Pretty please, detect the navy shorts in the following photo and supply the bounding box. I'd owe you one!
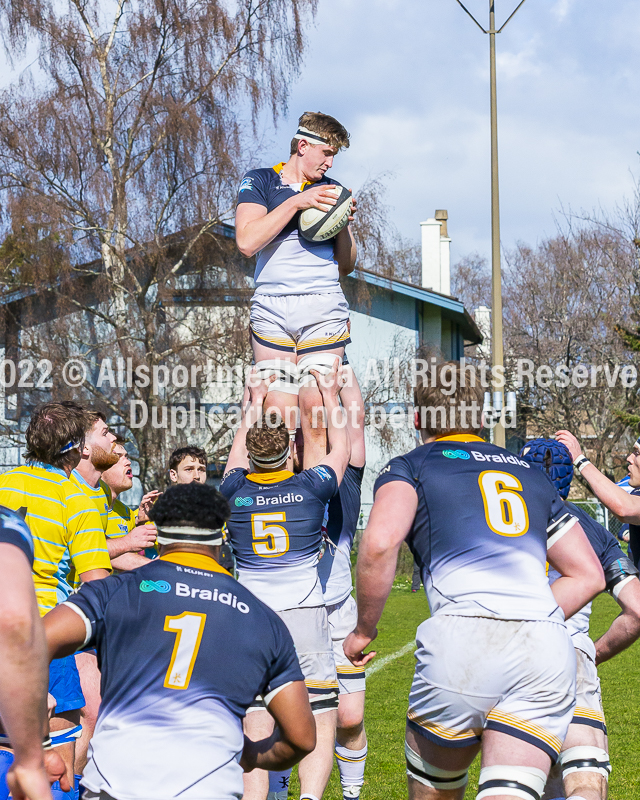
[49,654,85,714]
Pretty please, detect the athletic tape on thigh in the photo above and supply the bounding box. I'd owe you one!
[310,694,339,714]
[404,742,468,790]
[297,353,340,388]
[559,746,611,779]
[254,360,299,395]
[50,725,82,747]
[477,765,546,800]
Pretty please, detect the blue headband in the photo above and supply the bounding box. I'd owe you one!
[59,440,80,454]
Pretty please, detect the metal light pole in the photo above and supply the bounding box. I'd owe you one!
[454,0,527,448]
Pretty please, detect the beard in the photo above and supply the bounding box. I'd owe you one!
[92,444,119,471]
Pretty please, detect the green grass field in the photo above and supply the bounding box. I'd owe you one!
[289,581,640,799]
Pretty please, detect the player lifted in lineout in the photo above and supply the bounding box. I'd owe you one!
[235,111,357,469]
[221,362,350,800]
[345,361,606,800]
[42,483,315,800]
[519,439,640,800]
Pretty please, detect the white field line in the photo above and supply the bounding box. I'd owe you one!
[365,640,416,677]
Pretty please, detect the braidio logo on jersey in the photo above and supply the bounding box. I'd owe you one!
[235,496,254,506]
[139,580,171,593]
[442,449,471,460]
[175,583,250,613]
[256,493,304,506]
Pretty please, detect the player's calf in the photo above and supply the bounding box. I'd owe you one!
[560,745,610,800]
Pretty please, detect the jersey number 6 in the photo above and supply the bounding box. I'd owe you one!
[251,512,290,557]
[478,470,530,537]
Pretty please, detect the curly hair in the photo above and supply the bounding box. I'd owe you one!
[149,483,229,531]
[246,412,289,463]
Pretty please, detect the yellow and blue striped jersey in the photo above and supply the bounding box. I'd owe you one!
[0,462,111,615]
[106,498,136,540]
[70,471,111,532]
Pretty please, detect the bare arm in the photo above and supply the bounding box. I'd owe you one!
[43,605,88,661]
[340,364,365,468]
[556,430,640,523]
[110,552,151,571]
[314,363,350,482]
[78,568,110,582]
[105,525,157,559]
[595,577,640,664]
[241,681,316,772]
[344,482,418,666]
[334,224,357,277]
[224,372,273,475]
[235,184,340,258]
[547,521,606,619]
[0,544,51,799]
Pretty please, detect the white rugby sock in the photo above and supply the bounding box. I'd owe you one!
[268,767,292,800]
[300,795,320,800]
[336,742,367,797]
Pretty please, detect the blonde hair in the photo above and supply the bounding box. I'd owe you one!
[290,111,350,154]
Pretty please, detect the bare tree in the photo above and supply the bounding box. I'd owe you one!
[450,223,640,474]
[0,0,316,486]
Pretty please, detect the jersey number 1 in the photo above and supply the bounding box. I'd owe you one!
[163,612,206,690]
[478,470,529,537]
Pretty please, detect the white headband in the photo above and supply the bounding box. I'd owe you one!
[156,526,223,546]
[293,126,329,145]
[249,445,290,470]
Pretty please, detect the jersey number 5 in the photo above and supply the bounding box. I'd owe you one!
[163,612,206,690]
[478,470,530,537]
[251,512,290,557]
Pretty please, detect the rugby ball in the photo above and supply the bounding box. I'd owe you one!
[299,186,352,243]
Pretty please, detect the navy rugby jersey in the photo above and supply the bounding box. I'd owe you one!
[0,505,34,565]
[65,554,302,800]
[236,164,344,296]
[375,435,577,621]
[220,466,338,611]
[318,464,363,605]
[549,502,626,660]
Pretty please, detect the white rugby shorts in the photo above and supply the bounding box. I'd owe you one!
[250,293,350,355]
[407,615,576,761]
[249,606,337,712]
[326,594,366,695]
[571,647,607,734]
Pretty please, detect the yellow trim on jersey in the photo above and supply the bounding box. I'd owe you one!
[336,665,366,674]
[486,709,562,754]
[436,434,485,443]
[246,470,294,485]
[407,711,481,742]
[160,552,231,575]
[272,162,313,191]
[573,707,606,722]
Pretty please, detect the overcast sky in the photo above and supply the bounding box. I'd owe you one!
[258,0,640,265]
